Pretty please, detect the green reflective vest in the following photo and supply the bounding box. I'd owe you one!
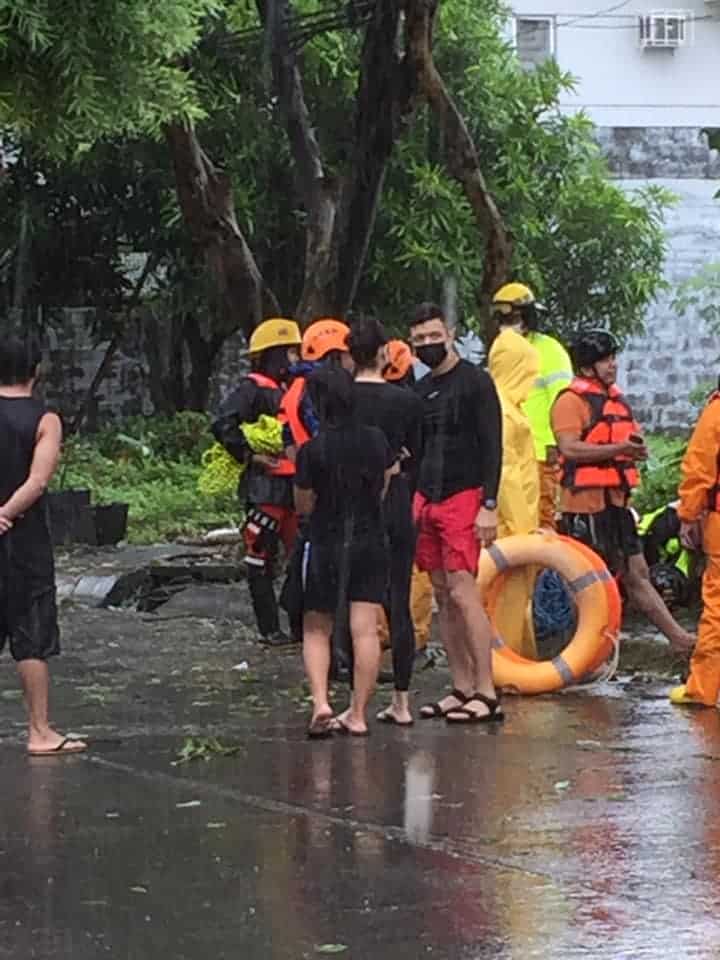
[522,332,573,461]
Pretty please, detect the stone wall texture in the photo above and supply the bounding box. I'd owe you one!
[615,174,720,434]
[598,127,720,180]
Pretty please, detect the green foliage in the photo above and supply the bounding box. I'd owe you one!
[172,736,241,765]
[1,0,671,377]
[363,1,671,339]
[52,414,238,543]
[633,434,687,514]
[0,0,220,149]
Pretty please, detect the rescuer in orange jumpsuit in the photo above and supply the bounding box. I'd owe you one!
[670,391,720,707]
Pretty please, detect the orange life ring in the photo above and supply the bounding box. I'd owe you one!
[478,533,622,694]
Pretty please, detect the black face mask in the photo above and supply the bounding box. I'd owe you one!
[416,343,448,370]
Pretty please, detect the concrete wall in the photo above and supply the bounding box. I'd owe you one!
[616,178,720,434]
[40,310,247,426]
[510,0,720,127]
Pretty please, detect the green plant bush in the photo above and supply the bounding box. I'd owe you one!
[52,414,239,543]
[633,434,687,514]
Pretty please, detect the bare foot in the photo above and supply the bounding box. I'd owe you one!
[28,729,87,756]
[331,708,368,736]
[376,705,414,726]
[671,632,696,655]
[307,705,335,739]
[311,704,334,726]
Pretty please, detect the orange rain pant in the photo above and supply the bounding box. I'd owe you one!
[538,461,559,530]
[686,549,720,706]
[678,400,720,706]
[378,565,433,652]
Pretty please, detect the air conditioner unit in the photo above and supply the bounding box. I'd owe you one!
[639,12,687,48]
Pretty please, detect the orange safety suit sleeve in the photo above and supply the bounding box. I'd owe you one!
[678,402,720,523]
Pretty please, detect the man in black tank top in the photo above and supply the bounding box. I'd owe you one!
[0,336,86,756]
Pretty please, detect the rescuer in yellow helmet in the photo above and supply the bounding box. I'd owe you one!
[492,282,572,529]
[212,318,302,646]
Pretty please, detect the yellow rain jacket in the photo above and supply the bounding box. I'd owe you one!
[523,332,573,462]
[488,329,541,658]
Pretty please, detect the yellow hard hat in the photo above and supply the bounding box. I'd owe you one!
[248,318,302,355]
[492,282,537,316]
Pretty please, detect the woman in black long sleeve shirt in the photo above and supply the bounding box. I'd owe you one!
[349,317,423,725]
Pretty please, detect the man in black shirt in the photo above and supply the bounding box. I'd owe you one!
[410,303,504,724]
[0,337,86,755]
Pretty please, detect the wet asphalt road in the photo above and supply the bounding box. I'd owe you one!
[1,604,718,959]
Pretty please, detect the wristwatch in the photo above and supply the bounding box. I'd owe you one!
[484,498,497,510]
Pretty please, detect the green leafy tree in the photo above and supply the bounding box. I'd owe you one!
[363,0,672,340]
[0,0,219,147]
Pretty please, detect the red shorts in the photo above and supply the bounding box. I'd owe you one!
[413,489,482,575]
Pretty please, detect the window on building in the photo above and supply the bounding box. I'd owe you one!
[514,17,555,70]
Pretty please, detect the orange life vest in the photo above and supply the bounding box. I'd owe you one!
[247,372,295,477]
[559,377,641,492]
[279,376,311,449]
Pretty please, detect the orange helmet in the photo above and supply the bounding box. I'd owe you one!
[302,318,350,361]
[383,339,414,382]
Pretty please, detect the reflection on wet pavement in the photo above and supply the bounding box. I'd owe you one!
[3,679,720,958]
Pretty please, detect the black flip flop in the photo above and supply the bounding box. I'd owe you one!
[420,689,468,720]
[28,737,88,757]
[445,693,505,725]
[376,709,414,727]
[307,717,334,740]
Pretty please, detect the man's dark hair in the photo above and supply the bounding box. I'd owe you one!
[0,335,42,386]
[407,302,445,329]
[347,316,387,370]
[307,366,355,427]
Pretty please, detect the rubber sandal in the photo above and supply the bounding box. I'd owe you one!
[28,737,88,757]
[420,689,468,720]
[307,716,334,740]
[333,718,370,738]
[445,693,505,725]
[376,709,414,727]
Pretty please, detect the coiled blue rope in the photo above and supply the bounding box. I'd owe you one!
[533,570,575,639]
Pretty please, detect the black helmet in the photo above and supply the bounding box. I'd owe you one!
[649,562,690,610]
[572,329,620,371]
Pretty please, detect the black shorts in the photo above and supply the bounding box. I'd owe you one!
[302,540,388,614]
[559,505,642,576]
[0,578,60,661]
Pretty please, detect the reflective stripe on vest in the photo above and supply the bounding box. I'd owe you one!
[279,377,311,449]
[559,377,641,492]
[246,373,295,477]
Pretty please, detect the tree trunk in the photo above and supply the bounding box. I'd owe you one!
[264,0,421,321]
[181,314,224,411]
[68,252,158,434]
[13,196,32,313]
[405,0,512,334]
[143,311,187,414]
[165,120,281,338]
[334,0,418,314]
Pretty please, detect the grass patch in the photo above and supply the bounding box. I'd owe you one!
[52,413,240,543]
